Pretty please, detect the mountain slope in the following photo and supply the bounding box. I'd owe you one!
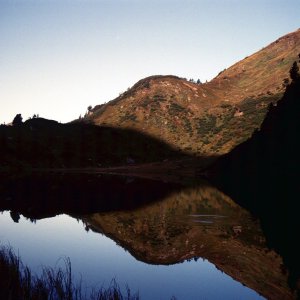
[207,61,300,294]
[84,29,300,155]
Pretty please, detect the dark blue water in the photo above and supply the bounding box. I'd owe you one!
[0,211,264,300]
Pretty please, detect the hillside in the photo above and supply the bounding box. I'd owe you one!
[208,63,300,294]
[84,29,300,155]
[0,119,187,170]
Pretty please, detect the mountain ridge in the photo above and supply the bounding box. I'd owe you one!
[207,64,300,295]
[84,29,300,155]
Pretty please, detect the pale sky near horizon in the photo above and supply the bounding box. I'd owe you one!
[0,0,299,124]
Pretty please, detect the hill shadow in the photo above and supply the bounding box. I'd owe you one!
[1,61,300,297]
[209,62,300,292]
[1,116,215,170]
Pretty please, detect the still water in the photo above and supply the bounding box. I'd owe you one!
[0,212,263,300]
[0,173,292,299]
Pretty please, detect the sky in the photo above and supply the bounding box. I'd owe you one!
[0,0,299,124]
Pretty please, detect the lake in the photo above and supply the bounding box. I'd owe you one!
[0,172,294,299]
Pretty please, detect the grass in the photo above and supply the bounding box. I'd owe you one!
[0,245,139,300]
[168,102,186,115]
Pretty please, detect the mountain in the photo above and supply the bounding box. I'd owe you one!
[0,118,187,169]
[84,29,300,155]
[207,63,300,294]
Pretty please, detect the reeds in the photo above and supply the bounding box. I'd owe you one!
[0,245,139,300]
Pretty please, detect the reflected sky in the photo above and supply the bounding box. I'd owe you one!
[0,211,264,300]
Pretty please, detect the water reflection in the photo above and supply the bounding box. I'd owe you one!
[83,184,292,300]
[0,173,296,299]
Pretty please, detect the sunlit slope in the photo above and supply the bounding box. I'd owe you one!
[85,29,300,155]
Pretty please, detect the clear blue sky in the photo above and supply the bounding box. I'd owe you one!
[0,0,299,123]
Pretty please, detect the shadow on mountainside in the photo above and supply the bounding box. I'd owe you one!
[208,61,300,293]
[0,108,219,183]
[0,118,204,170]
[1,61,300,297]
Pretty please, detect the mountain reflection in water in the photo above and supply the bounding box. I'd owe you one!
[0,173,296,299]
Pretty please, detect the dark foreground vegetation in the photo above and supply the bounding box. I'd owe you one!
[0,246,139,300]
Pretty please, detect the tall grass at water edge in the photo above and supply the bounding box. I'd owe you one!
[0,245,139,300]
